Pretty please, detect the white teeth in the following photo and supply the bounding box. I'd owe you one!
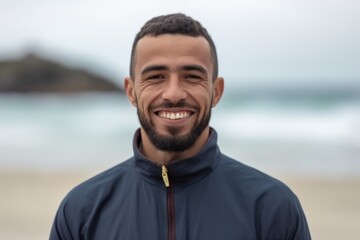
[159,111,190,120]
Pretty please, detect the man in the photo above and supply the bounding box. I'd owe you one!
[50,13,311,240]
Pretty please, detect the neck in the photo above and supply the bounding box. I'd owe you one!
[139,127,210,165]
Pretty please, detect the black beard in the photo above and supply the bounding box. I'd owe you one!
[137,100,211,152]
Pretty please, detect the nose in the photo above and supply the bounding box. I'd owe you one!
[161,76,187,103]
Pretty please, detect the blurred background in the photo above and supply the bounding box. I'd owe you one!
[0,0,359,239]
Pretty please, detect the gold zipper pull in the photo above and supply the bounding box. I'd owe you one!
[162,165,170,187]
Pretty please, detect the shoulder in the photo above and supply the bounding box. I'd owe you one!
[71,157,133,196]
[59,158,134,216]
[217,153,300,203]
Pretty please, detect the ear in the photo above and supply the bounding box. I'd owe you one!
[212,77,224,107]
[124,77,137,107]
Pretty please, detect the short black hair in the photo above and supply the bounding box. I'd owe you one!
[129,13,218,80]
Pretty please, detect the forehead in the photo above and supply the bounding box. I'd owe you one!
[134,34,213,75]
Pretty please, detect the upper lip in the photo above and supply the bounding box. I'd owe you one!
[154,107,193,112]
[154,108,194,114]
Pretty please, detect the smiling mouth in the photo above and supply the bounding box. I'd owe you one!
[156,111,193,120]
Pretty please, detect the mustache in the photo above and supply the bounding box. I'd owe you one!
[151,100,197,109]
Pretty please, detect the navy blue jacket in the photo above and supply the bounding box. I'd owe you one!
[50,129,311,240]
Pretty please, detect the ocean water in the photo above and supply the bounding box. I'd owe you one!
[0,93,359,177]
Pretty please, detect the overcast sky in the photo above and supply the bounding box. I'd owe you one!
[1,0,359,88]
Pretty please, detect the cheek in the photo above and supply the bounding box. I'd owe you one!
[194,93,213,116]
[136,88,160,113]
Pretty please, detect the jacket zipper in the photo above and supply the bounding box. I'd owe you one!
[162,165,176,240]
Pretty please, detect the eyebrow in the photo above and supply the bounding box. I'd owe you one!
[180,65,208,75]
[141,65,168,75]
[140,64,208,76]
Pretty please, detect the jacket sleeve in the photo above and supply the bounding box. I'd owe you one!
[259,183,312,240]
[284,201,312,240]
[49,200,75,240]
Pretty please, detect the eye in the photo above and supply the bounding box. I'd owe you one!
[146,75,165,80]
[184,74,202,80]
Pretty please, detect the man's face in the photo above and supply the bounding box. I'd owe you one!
[125,34,223,152]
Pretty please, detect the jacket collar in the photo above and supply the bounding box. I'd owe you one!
[133,128,221,188]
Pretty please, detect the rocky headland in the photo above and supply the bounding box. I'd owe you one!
[0,54,122,93]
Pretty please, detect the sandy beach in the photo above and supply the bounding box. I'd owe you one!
[0,169,359,240]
